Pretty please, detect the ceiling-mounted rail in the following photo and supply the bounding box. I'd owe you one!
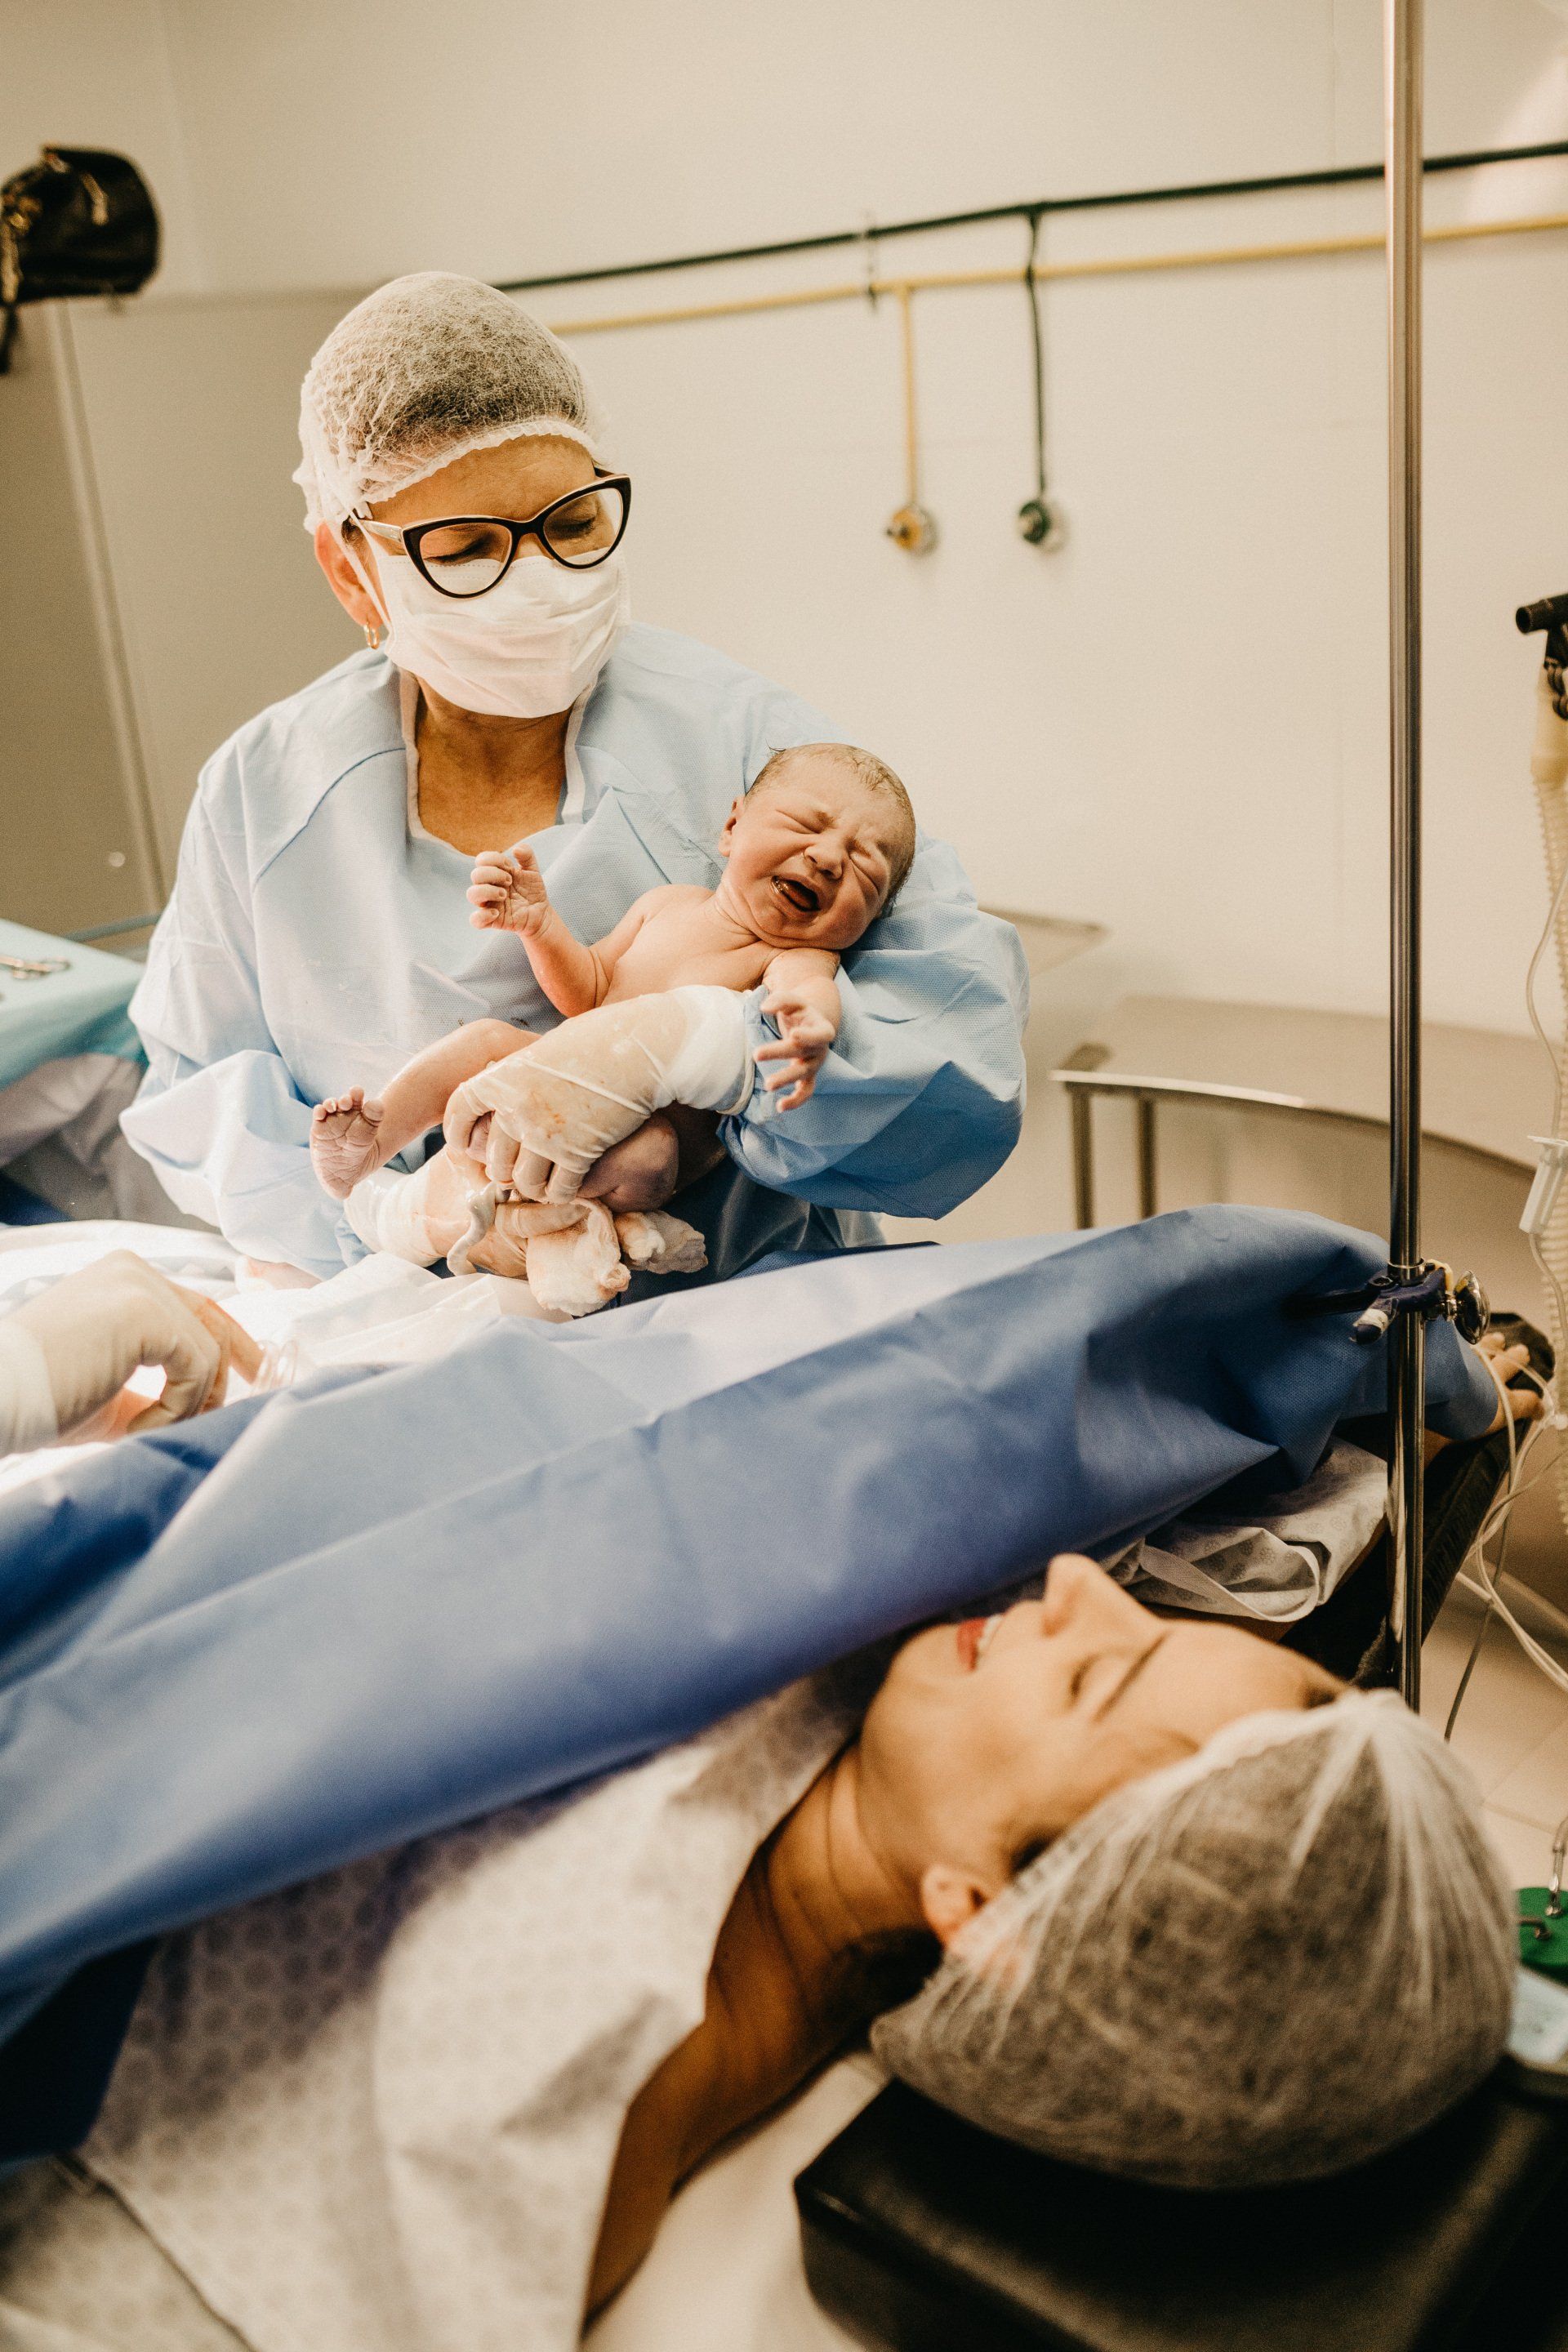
[544,209,1568,340]
[498,136,1568,296]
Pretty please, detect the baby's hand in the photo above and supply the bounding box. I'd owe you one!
[756,995,835,1112]
[468,842,550,937]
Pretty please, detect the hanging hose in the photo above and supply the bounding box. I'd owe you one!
[1433,599,1568,1749]
[884,283,937,555]
[1018,211,1063,549]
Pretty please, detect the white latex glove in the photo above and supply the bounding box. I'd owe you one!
[342,1155,592,1277]
[523,1201,631,1316]
[0,1252,262,1454]
[502,1205,706,1316]
[342,1160,470,1266]
[614,1210,709,1276]
[443,987,753,1204]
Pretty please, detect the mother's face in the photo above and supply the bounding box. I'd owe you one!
[855,1555,1341,1940]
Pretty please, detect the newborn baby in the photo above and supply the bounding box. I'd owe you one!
[311,742,916,1310]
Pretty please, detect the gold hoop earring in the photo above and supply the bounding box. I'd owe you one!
[363,621,382,651]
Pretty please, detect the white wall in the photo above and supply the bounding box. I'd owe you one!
[0,0,204,291]
[6,0,1568,1033]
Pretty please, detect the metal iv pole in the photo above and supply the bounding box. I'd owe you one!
[1329,3,1485,1703]
[1385,0,1427,1709]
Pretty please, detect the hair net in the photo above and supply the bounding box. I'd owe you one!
[873,1692,1514,2189]
[294,271,603,532]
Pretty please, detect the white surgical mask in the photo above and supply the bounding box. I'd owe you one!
[354,537,629,719]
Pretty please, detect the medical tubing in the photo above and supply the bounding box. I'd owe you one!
[1526,666,1568,1543]
[1463,1354,1525,1705]
[252,1339,301,1396]
[1442,1597,1495,1741]
[1449,1349,1568,1716]
[1457,1533,1568,1704]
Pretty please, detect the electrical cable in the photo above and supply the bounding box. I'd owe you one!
[1445,1348,1568,1729]
[1445,1343,1529,1740]
[1442,1596,1495,1740]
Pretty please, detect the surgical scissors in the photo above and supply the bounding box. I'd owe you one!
[0,952,70,980]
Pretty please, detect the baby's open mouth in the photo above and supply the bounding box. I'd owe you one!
[772,875,820,915]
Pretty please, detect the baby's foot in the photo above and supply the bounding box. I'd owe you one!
[310,1089,388,1198]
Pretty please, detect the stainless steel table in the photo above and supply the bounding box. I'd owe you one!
[1054,996,1552,1227]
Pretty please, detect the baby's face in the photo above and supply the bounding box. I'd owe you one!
[718,768,899,951]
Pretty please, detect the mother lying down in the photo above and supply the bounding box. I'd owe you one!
[593,1566,1502,2295]
[3,1552,1514,2352]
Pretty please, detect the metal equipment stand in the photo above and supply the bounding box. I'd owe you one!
[1377,0,1491,1704]
[1385,0,1428,1710]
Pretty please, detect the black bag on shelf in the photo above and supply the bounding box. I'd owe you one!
[0,146,159,374]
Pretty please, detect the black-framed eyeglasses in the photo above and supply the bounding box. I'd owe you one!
[354,470,631,599]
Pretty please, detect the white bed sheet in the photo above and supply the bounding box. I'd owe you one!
[0,1220,552,1503]
[587,2055,880,2352]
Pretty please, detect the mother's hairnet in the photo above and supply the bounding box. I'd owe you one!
[873,1692,1514,2189]
[294,271,603,531]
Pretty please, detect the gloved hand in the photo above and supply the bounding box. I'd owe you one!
[342,1154,474,1266]
[343,1152,590,1279]
[522,1201,630,1316]
[0,1251,263,1453]
[613,1209,708,1276]
[443,987,753,1203]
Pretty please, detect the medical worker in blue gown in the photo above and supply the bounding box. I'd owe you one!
[120,273,1028,1285]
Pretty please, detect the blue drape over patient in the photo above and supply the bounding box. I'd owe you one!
[0,1208,1494,2154]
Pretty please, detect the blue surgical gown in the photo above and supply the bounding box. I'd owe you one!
[122,630,1029,1281]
